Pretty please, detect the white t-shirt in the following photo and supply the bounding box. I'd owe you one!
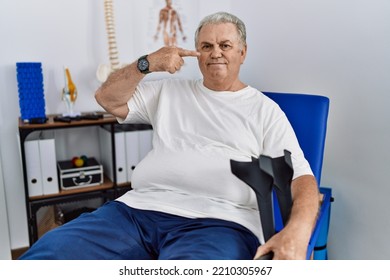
[117,79,312,244]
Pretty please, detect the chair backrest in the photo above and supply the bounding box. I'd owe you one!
[262,92,330,185]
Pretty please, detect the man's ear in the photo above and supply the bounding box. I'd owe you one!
[240,45,247,63]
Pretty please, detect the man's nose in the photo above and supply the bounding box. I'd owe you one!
[211,47,223,58]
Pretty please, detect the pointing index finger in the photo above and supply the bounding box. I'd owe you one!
[178,48,200,57]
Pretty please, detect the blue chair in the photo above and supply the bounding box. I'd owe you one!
[263,92,332,260]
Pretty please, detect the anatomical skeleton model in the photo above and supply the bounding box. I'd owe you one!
[96,0,124,83]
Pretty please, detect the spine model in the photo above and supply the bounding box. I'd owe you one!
[97,0,122,82]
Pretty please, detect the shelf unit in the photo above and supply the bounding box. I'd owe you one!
[18,114,149,245]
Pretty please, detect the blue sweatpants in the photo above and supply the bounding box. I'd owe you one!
[20,201,260,260]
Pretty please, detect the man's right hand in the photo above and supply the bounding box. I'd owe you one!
[148,47,200,74]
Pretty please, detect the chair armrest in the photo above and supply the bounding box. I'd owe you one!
[307,187,333,259]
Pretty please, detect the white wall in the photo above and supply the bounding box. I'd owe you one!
[0,0,389,259]
[0,145,11,259]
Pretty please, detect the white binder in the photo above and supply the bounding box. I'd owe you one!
[39,138,59,195]
[24,139,43,197]
[124,131,140,182]
[99,127,127,184]
[98,128,153,183]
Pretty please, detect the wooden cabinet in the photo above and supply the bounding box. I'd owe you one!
[18,114,150,245]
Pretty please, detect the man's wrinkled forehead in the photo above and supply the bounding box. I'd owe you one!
[197,23,241,46]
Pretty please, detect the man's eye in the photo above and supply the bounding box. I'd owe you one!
[201,45,211,51]
[220,44,232,50]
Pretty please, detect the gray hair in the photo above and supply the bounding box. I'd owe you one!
[194,12,247,48]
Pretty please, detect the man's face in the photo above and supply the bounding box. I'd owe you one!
[196,23,246,89]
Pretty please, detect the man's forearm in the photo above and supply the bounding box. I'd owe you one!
[95,47,199,119]
[288,175,320,242]
[95,62,145,119]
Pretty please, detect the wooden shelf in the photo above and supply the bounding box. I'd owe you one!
[18,114,117,130]
[18,113,120,245]
[29,176,114,201]
[18,112,148,245]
